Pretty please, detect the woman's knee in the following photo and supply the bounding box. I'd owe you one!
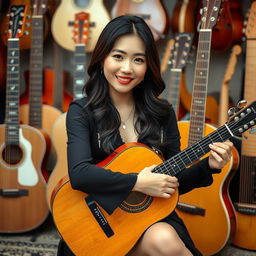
[143,223,188,256]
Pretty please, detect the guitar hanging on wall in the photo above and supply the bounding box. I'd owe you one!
[231,2,256,250]
[161,32,193,120]
[46,11,90,210]
[51,0,110,52]
[19,0,62,181]
[0,4,48,233]
[111,0,168,41]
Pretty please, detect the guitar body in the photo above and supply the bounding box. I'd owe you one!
[52,143,179,256]
[111,0,167,41]
[19,104,62,136]
[176,121,238,255]
[0,124,49,233]
[46,113,67,209]
[51,0,110,52]
[232,212,256,250]
[171,0,200,33]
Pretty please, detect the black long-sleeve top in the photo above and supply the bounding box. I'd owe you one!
[66,97,220,215]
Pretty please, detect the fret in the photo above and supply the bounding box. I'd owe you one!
[74,44,86,100]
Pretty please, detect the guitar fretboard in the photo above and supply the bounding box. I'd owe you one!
[189,30,212,145]
[74,45,87,99]
[29,16,44,127]
[5,39,20,145]
[238,39,256,204]
[154,124,231,176]
[167,69,182,117]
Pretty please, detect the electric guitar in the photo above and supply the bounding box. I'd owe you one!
[161,33,193,120]
[232,3,256,250]
[51,101,256,256]
[19,0,62,181]
[0,4,48,233]
[51,0,110,52]
[46,12,89,209]
[176,1,237,254]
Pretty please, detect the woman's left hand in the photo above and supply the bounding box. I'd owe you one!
[208,141,233,169]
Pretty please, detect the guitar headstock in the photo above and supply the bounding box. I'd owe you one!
[170,33,193,69]
[73,12,90,45]
[7,5,28,39]
[228,101,256,137]
[32,0,48,16]
[200,0,222,30]
[244,1,256,39]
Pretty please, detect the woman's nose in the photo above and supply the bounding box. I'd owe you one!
[120,60,132,73]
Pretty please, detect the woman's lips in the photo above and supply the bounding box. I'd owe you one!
[116,75,134,85]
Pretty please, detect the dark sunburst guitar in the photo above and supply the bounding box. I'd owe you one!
[51,101,256,256]
[0,4,48,233]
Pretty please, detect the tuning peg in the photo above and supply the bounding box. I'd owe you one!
[237,99,247,110]
[228,107,236,116]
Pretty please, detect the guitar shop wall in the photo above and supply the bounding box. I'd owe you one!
[0,0,252,124]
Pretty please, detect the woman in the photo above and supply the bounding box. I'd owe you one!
[58,15,233,256]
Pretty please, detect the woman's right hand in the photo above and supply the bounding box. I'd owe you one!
[132,165,179,198]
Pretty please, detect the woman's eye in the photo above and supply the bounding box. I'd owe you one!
[134,58,145,64]
[113,54,123,60]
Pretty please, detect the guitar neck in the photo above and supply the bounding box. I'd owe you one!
[29,15,44,127]
[168,69,182,117]
[241,39,256,157]
[5,39,20,145]
[154,124,231,176]
[188,30,212,145]
[74,44,86,99]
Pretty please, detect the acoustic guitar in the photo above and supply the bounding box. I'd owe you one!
[51,0,110,52]
[19,0,62,181]
[232,3,256,250]
[111,0,167,41]
[51,101,256,256]
[46,11,89,209]
[176,1,237,254]
[161,33,193,120]
[0,4,48,233]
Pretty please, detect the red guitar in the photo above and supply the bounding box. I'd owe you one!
[0,3,48,233]
[51,102,256,256]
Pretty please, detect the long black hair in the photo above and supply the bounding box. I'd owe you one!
[84,15,171,154]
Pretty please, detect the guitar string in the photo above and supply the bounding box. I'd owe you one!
[154,123,250,176]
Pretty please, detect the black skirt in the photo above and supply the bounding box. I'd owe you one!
[57,211,202,256]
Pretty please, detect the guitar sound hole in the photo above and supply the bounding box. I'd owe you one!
[120,192,153,213]
[2,144,23,165]
[74,0,89,8]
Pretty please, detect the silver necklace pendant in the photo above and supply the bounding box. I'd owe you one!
[122,122,126,129]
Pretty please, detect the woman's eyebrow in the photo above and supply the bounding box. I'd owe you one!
[111,49,146,56]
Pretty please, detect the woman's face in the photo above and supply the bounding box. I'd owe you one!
[103,34,147,97]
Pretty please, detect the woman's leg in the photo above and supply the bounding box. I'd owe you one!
[127,222,193,256]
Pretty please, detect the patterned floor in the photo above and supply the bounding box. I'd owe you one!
[0,215,255,256]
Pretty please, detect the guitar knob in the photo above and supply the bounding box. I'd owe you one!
[228,107,236,116]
